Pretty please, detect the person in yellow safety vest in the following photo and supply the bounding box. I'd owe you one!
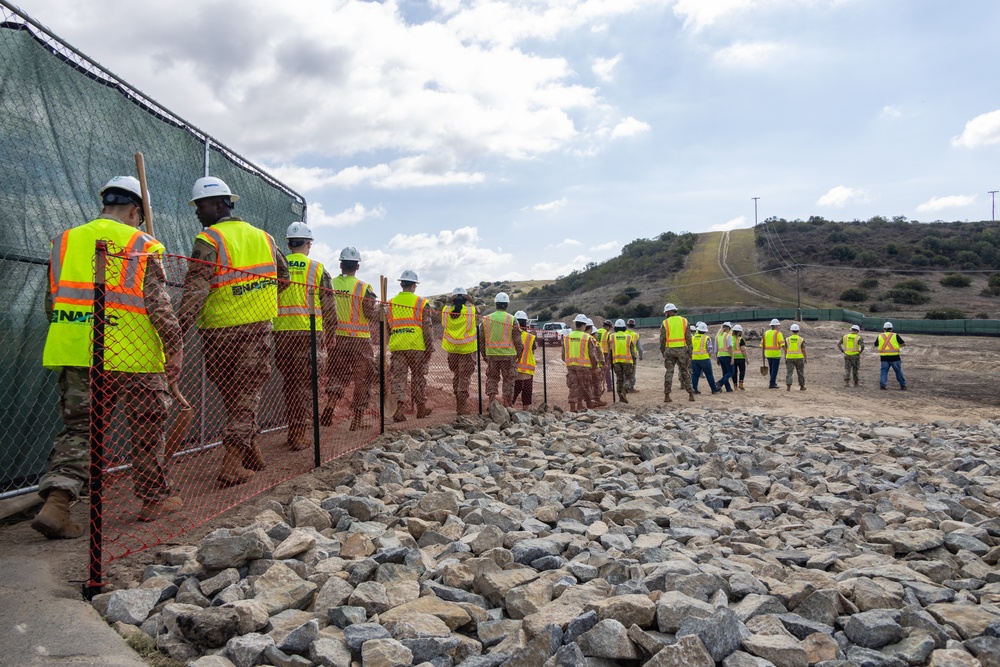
[731,324,747,390]
[320,246,380,431]
[760,318,785,389]
[388,269,434,422]
[784,323,807,391]
[33,176,185,538]
[877,321,907,390]
[690,321,721,395]
[178,176,289,487]
[478,292,524,407]
[837,324,866,387]
[625,318,642,393]
[512,310,538,408]
[585,319,608,407]
[273,221,338,450]
[594,319,613,393]
[442,287,478,414]
[609,319,637,403]
[715,322,735,392]
[658,303,694,402]
[562,314,601,411]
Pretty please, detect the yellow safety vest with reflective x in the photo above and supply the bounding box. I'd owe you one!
[332,275,372,338]
[515,331,536,375]
[195,220,278,329]
[877,332,901,356]
[43,218,165,372]
[733,336,746,360]
[762,329,784,358]
[662,315,689,348]
[563,330,593,368]
[786,334,804,359]
[691,333,710,361]
[275,253,323,332]
[611,331,635,364]
[484,311,517,356]
[593,328,610,354]
[842,333,861,356]
[716,330,732,358]
[442,304,477,354]
[387,292,427,352]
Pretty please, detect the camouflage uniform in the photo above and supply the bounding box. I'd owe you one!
[39,247,181,502]
[563,331,600,406]
[326,282,380,415]
[447,352,477,413]
[479,315,524,405]
[659,320,693,396]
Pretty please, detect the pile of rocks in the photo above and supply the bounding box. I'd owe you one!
[95,404,1000,667]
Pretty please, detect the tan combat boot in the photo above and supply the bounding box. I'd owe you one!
[567,401,577,412]
[664,393,672,403]
[416,403,432,418]
[243,443,266,471]
[456,398,469,415]
[31,490,84,539]
[349,411,366,431]
[217,448,254,487]
[738,382,744,390]
[320,399,338,426]
[618,392,629,404]
[137,496,184,522]
[392,404,407,422]
[844,378,850,387]
[688,391,695,402]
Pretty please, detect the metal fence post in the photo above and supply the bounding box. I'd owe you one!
[476,346,483,415]
[85,240,108,599]
[309,308,321,469]
[541,337,547,405]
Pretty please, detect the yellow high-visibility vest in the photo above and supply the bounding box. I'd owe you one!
[593,328,610,354]
[691,333,710,360]
[195,220,278,329]
[611,331,635,364]
[877,332,901,356]
[716,330,732,357]
[275,253,323,332]
[387,291,427,352]
[786,334,804,359]
[515,331,536,375]
[332,275,372,338]
[733,336,746,360]
[442,304,477,354]
[483,311,516,357]
[563,330,593,368]
[762,329,784,358]
[43,218,165,372]
[663,315,688,348]
[842,333,861,356]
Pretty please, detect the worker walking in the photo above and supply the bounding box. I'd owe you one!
[625,318,642,393]
[512,310,537,408]
[479,292,523,406]
[273,222,337,450]
[595,319,613,392]
[838,324,865,387]
[387,269,434,422]
[716,322,735,392]
[785,323,807,391]
[586,319,608,407]
[563,314,601,410]
[761,318,785,389]
[321,247,380,431]
[731,324,747,390]
[690,322,721,394]
[178,177,288,486]
[609,319,637,403]
[33,177,184,537]
[442,287,478,415]
[658,303,694,402]
[877,322,907,390]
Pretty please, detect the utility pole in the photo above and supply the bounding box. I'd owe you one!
[752,197,760,227]
[796,265,801,322]
[989,190,998,222]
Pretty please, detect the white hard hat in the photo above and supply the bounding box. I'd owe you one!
[398,269,419,283]
[722,322,732,328]
[495,292,510,304]
[790,324,800,332]
[585,318,594,327]
[851,325,861,331]
[733,324,743,332]
[615,319,627,328]
[451,287,468,296]
[99,176,144,204]
[883,322,893,329]
[574,314,588,324]
[189,176,239,205]
[663,302,678,312]
[689,325,696,331]
[697,322,709,333]
[514,310,528,320]
[339,246,362,262]
[285,221,313,240]
[770,318,781,326]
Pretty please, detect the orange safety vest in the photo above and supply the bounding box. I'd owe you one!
[562,330,593,368]
[515,331,536,375]
[442,304,477,354]
[275,253,323,332]
[195,220,278,329]
[663,315,689,348]
[716,330,732,357]
[593,328,610,354]
[691,333,710,361]
[877,332,901,356]
[387,291,427,352]
[332,274,373,338]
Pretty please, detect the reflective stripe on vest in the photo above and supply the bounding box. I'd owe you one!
[563,330,592,368]
[733,336,746,359]
[716,331,732,357]
[275,253,323,332]
[842,333,861,356]
[195,221,278,329]
[388,292,427,352]
[332,275,372,338]
[786,334,804,359]
[484,311,516,356]
[515,331,536,374]
[611,331,634,364]
[691,333,710,360]
[593,328,610,354]
[42,218,165,372]
[878,332,900,356]
[763,329,784,358]
[663,315,688,347]
[442,304,477,354]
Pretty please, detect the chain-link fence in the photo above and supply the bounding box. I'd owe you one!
[0,2,306,499]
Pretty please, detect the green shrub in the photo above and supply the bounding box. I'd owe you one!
[940,273,971,288]
[981,287,1000,297]
[859,276,879,289]
[976,312,990,319]
[869,302,886,313]
[839,288,868,302]
[612,293,631,305]
[894,278,928,292]
[557,304,579,317]
[989,273,1000,288]
[631,303,654,318]
[925,309,966,320]
[885,288,931,305]
[830,244,856,262]
[622,286,641,299]
[535,309,553,322]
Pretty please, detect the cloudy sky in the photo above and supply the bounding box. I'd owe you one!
[12,0,1000,296]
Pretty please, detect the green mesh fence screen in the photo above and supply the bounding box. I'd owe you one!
[0,3,305,495]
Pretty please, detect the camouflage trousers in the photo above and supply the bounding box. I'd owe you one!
[204,327,273,455]
[663,348,693,395]
[843,355,861,384]
[786,358,806,388]
[39,367,172,503]
[447,352,477,411]
[485,355,516,404]
[512,372,534,407]
[274,331,325,448]
[390,349,430,405]
[613,363,635,394]
[326,336,377,414]
[566,366,594,406]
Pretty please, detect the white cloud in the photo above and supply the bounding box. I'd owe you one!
[709,216,750,231]
[308,201,386,228]
[916,195,976,213]
[533,198,569,212]
[532,255,593,279]
[817,186,868,208]
[714,41,786,68]
[880,105,903,119]
[611,117,651,138]
[593,54,623,82]
[590,241,619,251]
[549,238,582,248]
[673,0,755,31]
[952,110,1000,148]
[269,156,484,191]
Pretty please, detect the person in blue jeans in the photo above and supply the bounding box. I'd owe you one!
[690,322,721,394]
[715,322,735,392]
[876,322,907,390]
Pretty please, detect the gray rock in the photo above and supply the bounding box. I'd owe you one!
[343,622,392,652]
[645,634,715,667]
[843,609,905,649]
[741,633,809,667]
[677,606,749,662]
[225,632,274,667]
[310,636,352,667]
[576,618,639,660]
[329,605,368,628]
[545,642,587,666]
[361,637,413,666]
[845,646,907,667]
[105,588,161,626]
[881,634,936,666]
[263,645,313,667]
[198,534,269,569]
[177,607,242,648]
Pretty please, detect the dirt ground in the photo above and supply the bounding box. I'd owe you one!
[1,321,997,600]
